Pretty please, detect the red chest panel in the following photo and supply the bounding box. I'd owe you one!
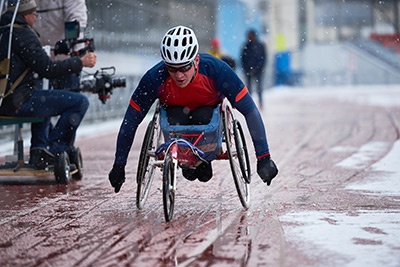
[158,73,222,110]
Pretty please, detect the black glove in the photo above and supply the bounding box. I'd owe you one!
[257,156,278,186]
[108,164,125,193]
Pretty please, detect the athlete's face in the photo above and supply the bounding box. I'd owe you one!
[167,55,200,88]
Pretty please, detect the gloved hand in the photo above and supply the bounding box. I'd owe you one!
[108,164,125,193]
[257,156,278,186]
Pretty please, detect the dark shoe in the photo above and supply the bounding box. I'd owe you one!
[182,168,197,181]
[196,162,213,182]
[29,147,55,169]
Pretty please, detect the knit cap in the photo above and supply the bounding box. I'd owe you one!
[7,0,37,16]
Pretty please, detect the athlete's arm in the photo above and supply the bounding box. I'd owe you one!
[113,71,160,166]
[211,59,270,158]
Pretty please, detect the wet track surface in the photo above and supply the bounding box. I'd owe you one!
[1,87,400,266]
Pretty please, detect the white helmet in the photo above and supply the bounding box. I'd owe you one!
[160,26,199,66]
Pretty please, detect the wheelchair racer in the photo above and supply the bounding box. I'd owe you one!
[108,25,278,193]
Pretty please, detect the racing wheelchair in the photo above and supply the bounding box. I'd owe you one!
[135,99,251,222]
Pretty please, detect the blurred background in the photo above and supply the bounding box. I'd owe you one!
[2,0,400,142]
[86,0,400,87]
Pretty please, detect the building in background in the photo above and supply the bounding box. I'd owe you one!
[84,0,400,86]
[86,0,217,55]
[3,0,400,142]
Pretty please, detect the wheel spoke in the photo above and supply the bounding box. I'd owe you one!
[223,103,251,209]
[136,106,162,210]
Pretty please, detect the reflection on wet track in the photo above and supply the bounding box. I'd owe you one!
[1,87,400,266]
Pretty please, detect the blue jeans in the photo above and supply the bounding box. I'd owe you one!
[36,73,81,91]
[17,90,89,154]
[51,73,81,91]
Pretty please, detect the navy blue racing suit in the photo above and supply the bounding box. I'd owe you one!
[113,53,271,167]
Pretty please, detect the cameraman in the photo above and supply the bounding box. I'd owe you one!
[34,0,88,90]
[0,0,97,168]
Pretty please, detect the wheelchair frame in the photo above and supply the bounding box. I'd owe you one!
[0,116,82,184]
[135,99,251,222]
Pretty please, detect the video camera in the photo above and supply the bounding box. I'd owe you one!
[52,21,125,103]
[80,67,126,104]
[53,20,94,56]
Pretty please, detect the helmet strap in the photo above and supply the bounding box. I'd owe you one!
[189,64,197,83]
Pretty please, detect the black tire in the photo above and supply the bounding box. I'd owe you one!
[54,152,72,185]
[162,153,175,222]
[136,111,162,210]
[223,104,251,209]
[70,147,83,180]
[233,121,251,183]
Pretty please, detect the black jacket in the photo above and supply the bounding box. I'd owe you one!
[241,39,267,75]
[0,11,83,115]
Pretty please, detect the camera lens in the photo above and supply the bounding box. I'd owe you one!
[112,77,126,88]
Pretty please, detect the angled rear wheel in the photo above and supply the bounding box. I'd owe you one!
[223,103,251,209]
[136,109,162,209]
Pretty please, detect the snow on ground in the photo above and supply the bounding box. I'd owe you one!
[280,137,400,267]
[335,141,390,170]
[76,118,122,139]
[344,140,400,196]
[1,84,400,266]
[280,210,400,267]
[266,84,400,108]
[267,85,400,267]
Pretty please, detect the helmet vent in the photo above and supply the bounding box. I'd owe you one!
[188,45,197,60]
[165,36,171,46]
[186,47,192,58]
[160,26,199,65]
